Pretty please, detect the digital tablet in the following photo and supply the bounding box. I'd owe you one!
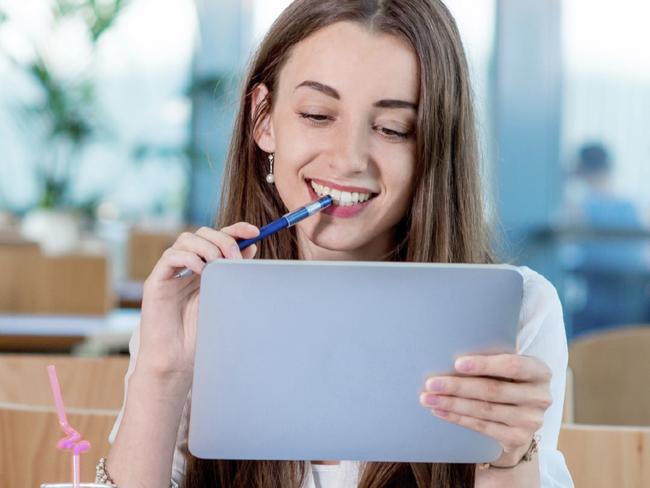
[189,260,523,463]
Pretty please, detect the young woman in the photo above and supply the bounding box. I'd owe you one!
[102,1,573,487]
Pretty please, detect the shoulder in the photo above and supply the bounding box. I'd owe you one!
[517,266,562,318]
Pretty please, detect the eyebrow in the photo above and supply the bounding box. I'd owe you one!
[294,80,417,111]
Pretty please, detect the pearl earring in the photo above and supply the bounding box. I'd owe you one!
[266,153,275,184]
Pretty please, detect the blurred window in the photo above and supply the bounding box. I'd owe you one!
[0,0,197,224]
[561,0,650,219]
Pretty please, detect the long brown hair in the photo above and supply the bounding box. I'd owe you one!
[185,0,492,486]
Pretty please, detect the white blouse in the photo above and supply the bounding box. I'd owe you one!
[110,266,574,487]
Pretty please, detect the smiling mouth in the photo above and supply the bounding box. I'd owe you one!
[307,179,378,206]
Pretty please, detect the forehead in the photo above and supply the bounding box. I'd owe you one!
[278,21,420,102]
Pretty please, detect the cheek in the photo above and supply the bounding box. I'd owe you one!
[272,145,309,184]
[272,151,315,211]
[381,149,416,203]
[273,132,320,180]
[384,182,414,230]
[273,109,329,165]
[376,161,416,228]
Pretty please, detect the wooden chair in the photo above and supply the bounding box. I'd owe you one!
[568,326,650,425]
[0,404,118,486]
[0,354,129,486]
[0,354,128,409]
[127,228,180,281]
[559,423,650,488]
[0,238,113,316]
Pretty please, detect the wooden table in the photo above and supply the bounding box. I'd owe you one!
[0,310,139,353]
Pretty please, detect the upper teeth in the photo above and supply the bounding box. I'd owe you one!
[310,181,372,206]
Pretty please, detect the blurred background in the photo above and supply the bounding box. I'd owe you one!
[0,1,649,485]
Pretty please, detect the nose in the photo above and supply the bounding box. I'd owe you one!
[328,118,369,175]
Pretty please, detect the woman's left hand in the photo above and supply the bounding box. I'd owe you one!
[419,354,553,466]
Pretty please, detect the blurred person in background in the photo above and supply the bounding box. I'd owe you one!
[563,142,650,335]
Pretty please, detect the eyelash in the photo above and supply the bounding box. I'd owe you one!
[299,112,331,124]
[298,112,412,140]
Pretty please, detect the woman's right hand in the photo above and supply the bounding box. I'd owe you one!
[134,222,260,392]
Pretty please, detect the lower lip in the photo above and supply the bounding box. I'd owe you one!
[306,181,374,218]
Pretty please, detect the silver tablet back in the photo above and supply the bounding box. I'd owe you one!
[189,260,523,463]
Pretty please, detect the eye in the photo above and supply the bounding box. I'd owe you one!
[374,125,412,140]
[298,112,333,125]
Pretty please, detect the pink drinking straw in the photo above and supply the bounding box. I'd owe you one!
[47,364,91,488]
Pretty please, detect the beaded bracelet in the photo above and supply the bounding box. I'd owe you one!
[95,457,179,488]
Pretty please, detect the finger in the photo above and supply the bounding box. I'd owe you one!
[220,221,260,239]
[424,376,552,409]
[419,393,544,431]
[220,223,259,259]
[150,248,206,281]
[241,243,258,260]
[197,224,260,259]
[174,232,223,263]
[430,409,532,454]
[454,354,553,383]
[195,226,242,259]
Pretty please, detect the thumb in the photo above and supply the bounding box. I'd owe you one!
[242,243,258,259]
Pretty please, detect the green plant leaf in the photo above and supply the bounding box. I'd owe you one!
[90,0,130,42]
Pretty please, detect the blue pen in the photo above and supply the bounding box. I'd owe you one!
[174,194,333,278]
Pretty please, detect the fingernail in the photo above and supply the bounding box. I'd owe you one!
[427,379,445,392]
[421,393,439,407]
[456,358,474,372]
[432,409,449,418]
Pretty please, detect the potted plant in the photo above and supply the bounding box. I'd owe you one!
[0,1,128,254]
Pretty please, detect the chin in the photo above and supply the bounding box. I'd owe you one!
[304,227,373,254]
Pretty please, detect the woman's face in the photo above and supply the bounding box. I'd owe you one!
[253,21,419,260]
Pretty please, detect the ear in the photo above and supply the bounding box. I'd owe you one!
[251,83,276,153]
